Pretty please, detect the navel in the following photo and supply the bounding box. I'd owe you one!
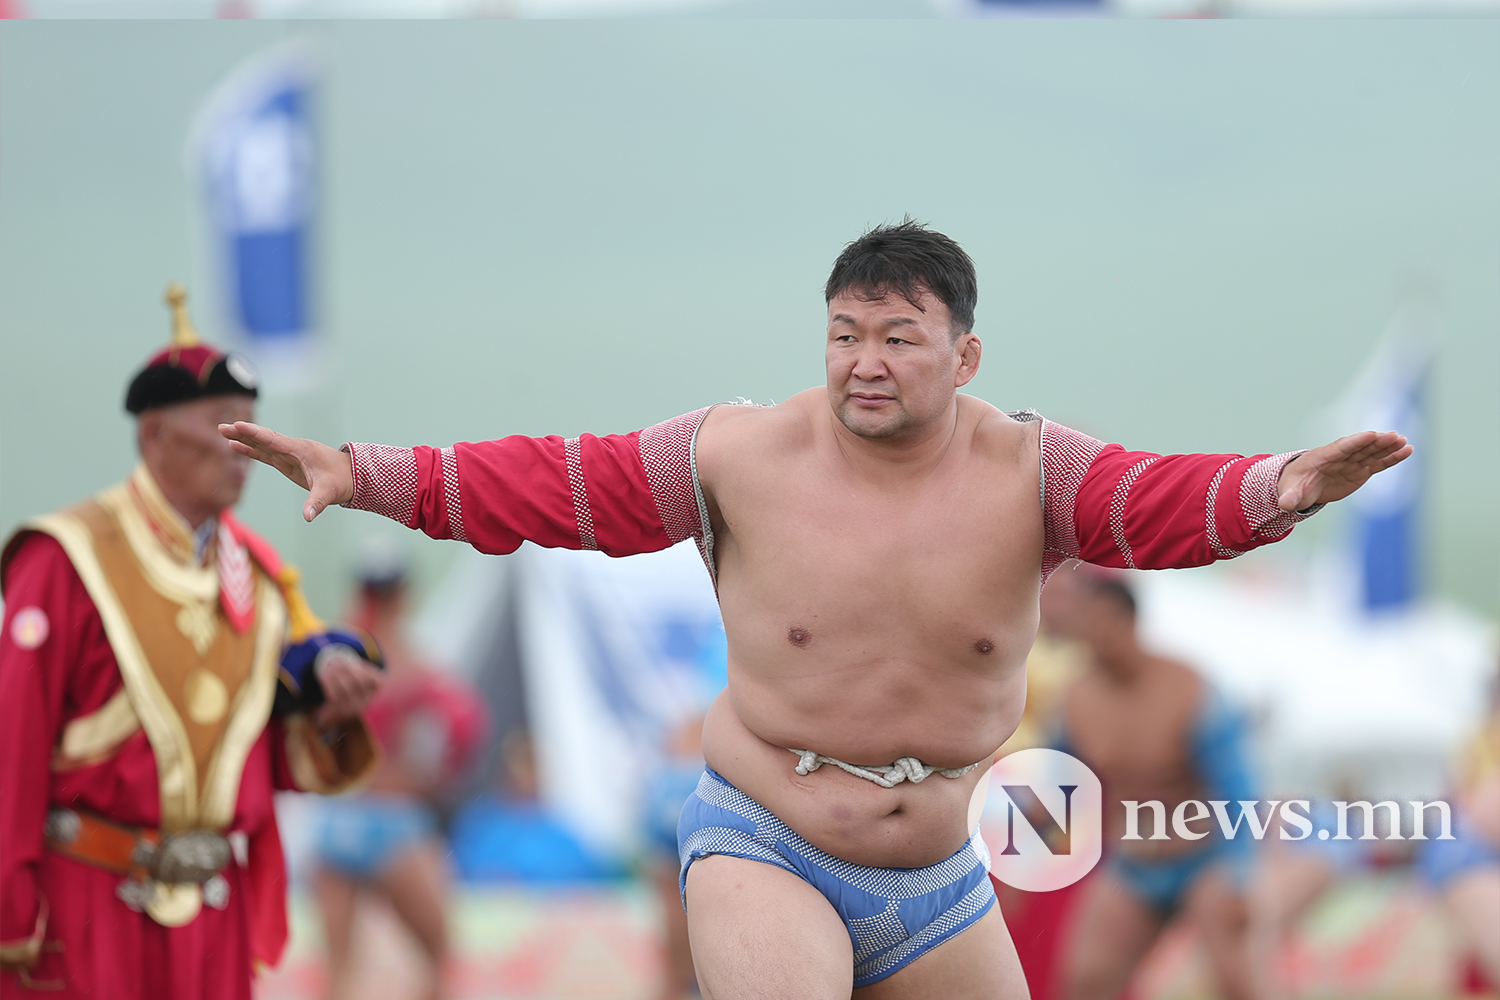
[787,625,812,648]
[974,638,996,655]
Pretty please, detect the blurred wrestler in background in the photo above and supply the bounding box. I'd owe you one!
[308,551,488,1000]
[1053,568,1263,1000]
[0,287,382,999]
[644,714,708,1000]
[1417,664,1500,989]
[640,625,727,1000]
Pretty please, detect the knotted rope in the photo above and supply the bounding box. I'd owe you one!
[789,749,979,789]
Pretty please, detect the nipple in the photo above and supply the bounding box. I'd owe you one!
[787,625,811,648]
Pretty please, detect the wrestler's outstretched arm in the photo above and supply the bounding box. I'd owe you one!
[221,410,711,559]
[1040,421,1413,574]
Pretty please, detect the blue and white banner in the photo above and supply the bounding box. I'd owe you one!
[191,42,316,347]
[1339,312,1432,614]
[515,542,724,859]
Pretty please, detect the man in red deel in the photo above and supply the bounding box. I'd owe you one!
[0,286,384,999]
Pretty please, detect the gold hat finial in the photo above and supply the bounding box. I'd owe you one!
[164,282,200,350]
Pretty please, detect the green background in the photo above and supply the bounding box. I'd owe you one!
[2,22,1496,618]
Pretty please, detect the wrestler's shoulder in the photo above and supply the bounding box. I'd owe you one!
[1150,655,1207,700]
[698,390,820,451]
[962,395,1041,465]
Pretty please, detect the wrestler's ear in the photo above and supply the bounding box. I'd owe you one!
[953,332,981,387]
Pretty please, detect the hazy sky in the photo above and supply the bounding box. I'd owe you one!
[2,22,1496,615]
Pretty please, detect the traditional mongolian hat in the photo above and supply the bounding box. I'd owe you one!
[124,284,259,414]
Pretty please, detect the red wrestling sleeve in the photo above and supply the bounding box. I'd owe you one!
[343,408,713,558]
[1040,419,1321,576]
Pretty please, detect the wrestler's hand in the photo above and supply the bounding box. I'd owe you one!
[1275,430,1413,512]
[218,421,353,522]
[313,647,382,729]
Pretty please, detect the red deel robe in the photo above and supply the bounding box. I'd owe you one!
[0,519,369,999]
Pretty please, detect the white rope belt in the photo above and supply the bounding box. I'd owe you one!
[788,749,980,789]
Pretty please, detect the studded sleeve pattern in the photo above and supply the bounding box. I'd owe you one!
[1039,418,1320,578]
[343,409,715,560]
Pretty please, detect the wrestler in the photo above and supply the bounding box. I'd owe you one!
[1417,670,1500,985]
[310,557,488,1000]
[1051,569,1261,1000]
[220,221,1411,999]
[0,288,382,999]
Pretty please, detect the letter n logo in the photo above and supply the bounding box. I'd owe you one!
[998,783,1077,856]
[985,749,1103,891]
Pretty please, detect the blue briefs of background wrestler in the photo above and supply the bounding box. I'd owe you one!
[273,625,384,715]
[678,768,996,989]
[1416,811,1500,889]
[643,763,710,858]
[1107,838,1253,917]
[314,796,439,878]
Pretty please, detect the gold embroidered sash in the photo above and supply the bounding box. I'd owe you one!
[22,488,283,833]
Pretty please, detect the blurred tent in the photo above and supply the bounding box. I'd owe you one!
[413,540,724,866]
[1134,566,1493,803]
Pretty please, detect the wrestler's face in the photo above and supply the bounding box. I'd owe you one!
[825,289,980,441]
[139,395,256,527]
[1071,588,1135,660]
[1039,562,1085,639]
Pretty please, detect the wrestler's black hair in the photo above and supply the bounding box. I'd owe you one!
[1086,577,1138,618]
[824,218,977,339]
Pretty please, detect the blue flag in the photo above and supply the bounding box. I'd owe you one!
[1347,330,1429,613]
[195,43,315,344]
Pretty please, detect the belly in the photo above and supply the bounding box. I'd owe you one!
[701,690,1007,869]
[700,490,1041,867]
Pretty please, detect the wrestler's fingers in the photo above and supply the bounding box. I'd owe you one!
[1376,442,1415,467]
[218,420,278,452]
[1344,434,1404,465]
[220,422,311,484]
[1276,484,1313,512]
[303,480,340,523]
[1336,438,1410,480]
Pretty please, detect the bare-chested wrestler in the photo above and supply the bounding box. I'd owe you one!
[218,221,1410,1000]
[1051,568,1262,1000]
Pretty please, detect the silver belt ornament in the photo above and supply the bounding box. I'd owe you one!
[46,808,232,926]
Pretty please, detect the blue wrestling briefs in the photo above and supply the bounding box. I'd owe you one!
[678,767,996,988]
[1107,836,1252,916]
[314,795,438,878]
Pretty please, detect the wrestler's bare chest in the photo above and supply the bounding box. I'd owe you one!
[700,399,1045,768]
[692,398,1047,867]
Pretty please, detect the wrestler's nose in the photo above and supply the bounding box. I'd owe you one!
[851,342,888,380]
